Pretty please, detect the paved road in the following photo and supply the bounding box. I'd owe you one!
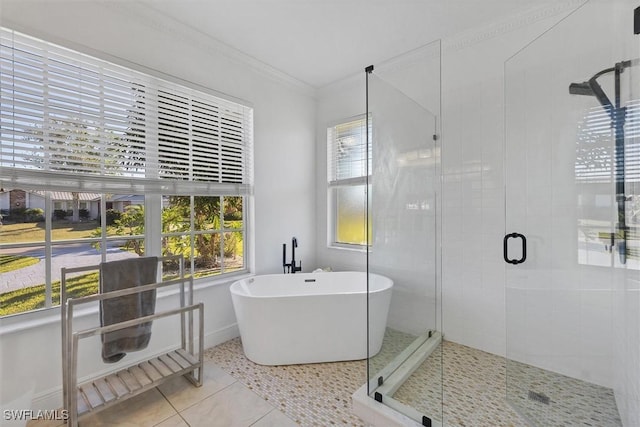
[0,242,137,293]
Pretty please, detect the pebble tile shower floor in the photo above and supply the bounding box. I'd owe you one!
[207,331,621,427]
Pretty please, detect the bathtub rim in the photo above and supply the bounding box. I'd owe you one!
[229,271,393,299]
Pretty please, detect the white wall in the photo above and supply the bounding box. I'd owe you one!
[316,75,368,273]
[0,0,317,411]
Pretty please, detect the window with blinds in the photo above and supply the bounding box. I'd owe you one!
[0,28,252,316]
[327,116,371,247]
[0,27,253,194]
[575,100,640,183]
[327,116,371,187]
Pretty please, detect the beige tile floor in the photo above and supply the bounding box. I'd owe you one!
[26,360,298,427]
[27,334,621,427]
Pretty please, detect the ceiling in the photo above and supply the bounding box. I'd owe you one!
[136,0,563,89]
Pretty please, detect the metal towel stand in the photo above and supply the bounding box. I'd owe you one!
[60,255,203,427]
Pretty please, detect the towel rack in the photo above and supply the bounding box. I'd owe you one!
[60,255,203,427]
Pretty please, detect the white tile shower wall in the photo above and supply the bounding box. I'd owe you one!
[613,2,640,424]
[368,69,440,336]
[440,3,627,388]
[614,284,640,427]
[0,0,317,411]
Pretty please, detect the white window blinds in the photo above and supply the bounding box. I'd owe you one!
[327,116,371,187]
[575,100,640,183]
[0,28,253,195]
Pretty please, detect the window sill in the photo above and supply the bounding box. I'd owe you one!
[0,270,253,337]
[328,243,367,253]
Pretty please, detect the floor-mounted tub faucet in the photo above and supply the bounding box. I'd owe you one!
[282,237,302,273]
[291,237,302,274]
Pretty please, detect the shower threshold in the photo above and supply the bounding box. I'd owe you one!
[352,330,443,427]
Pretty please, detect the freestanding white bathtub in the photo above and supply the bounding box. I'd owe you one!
[230,271,393,365]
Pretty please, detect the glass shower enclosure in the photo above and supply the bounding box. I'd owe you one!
[505,0,639,425]
[365,40,444,425]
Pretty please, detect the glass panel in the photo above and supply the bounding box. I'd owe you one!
[161,195,246,279]
[103,194,145,256]
[0,245,45,316]
[194,196,222,231]
[51,244,100,306]
[193,232,221,277]
[161,256,183,281]
[1,189,46,244]
[332,118,370,181]
[505,1,637,425]
[162,196,191,234]
[162,195,192,276]
[335,185,369,245]
[223,196,243,229]
[223,231,244,273]
[366,39,442,424]
[223,197,245,273]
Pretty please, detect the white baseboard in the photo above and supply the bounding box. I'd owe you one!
[204,322,239,349]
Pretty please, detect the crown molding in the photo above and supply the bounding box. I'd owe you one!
[102,0,317,99]
[442,0,588,53]
[104,0,585,96]
[320,0,586,90]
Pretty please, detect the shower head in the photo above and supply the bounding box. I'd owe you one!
[569,82,594,96]
[568,78,612,113]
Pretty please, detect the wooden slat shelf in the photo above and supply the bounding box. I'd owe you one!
[75,349,202,417]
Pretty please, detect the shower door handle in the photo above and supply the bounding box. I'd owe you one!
[503,233,527,264]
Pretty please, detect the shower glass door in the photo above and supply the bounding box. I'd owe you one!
[505,1,639,425]
[366,40,443,425]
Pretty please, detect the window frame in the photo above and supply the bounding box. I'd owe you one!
[326,114,371,250]
[0,28,254,318]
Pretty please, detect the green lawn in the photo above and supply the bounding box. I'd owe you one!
[0,220,245,316]
[0,255,40,273]
[0,272,99,316]
[0,221,99,244]
[0,266,240,316]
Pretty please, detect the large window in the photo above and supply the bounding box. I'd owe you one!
[0,28,253,316]
[327,116,371,248]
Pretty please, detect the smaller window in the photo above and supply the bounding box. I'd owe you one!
[327,116,371,248]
